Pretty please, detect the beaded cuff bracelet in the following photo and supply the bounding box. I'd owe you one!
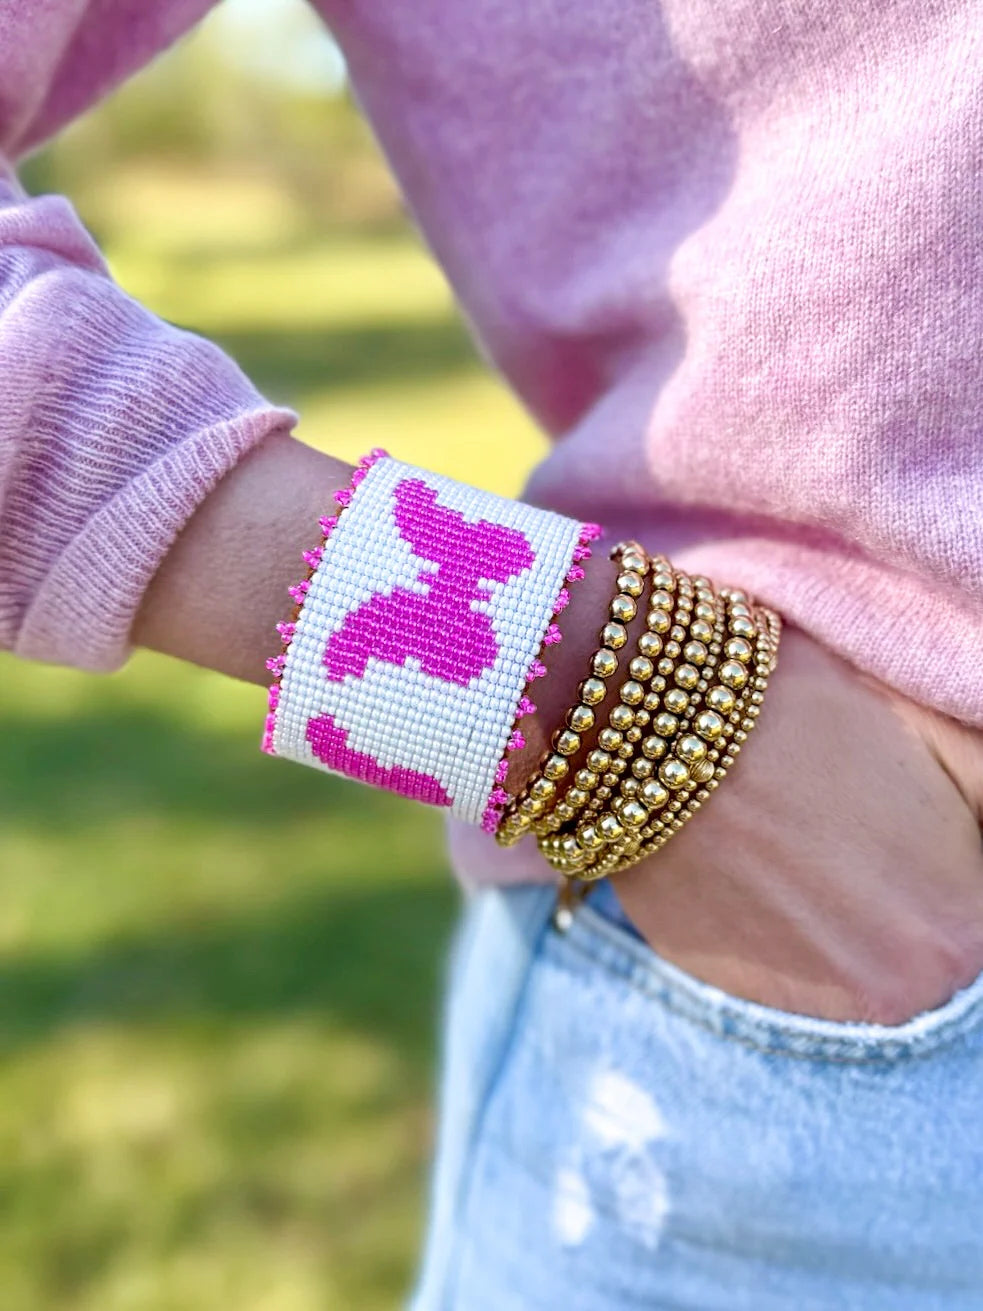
[262,452,589,825]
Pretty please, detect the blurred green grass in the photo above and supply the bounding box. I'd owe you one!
[0,18,543,1308]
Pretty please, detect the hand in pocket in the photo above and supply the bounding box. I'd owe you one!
[612,627,983,1024]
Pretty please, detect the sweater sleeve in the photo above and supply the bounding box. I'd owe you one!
[0,174,297,670]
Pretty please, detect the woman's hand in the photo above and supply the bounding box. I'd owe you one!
[514,550,983,1026]
[611,627,983,1024]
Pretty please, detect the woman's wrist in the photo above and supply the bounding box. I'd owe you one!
[133,432,355,684]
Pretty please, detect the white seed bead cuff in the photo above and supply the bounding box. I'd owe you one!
[266,456,586,824]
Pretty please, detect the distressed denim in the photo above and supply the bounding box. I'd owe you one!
[410,882,983,1310]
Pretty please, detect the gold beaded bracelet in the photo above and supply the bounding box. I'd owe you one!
[540,585,780,879]
[494,537,782,883]
[495,542,650,848]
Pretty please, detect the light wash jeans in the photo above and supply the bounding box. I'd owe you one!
[410,881,983,1310]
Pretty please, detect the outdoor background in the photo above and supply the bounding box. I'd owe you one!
[0,2,544,1306]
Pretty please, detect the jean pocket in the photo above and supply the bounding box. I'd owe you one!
[552,881,983,1065]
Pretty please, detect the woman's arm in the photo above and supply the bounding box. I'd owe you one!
[134,431,983,1027]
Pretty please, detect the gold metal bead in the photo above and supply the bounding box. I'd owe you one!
[575,768,597,790]
[601,621,628,650]
[643,692,661,711]
[592,648,618,677]
[654,712,679,737]
[609,758,627,774]
[641,734,668,760]
[706,684,736,714]
[719,660,749,690]
[555,729,581,756]
[578,824,604,851]
[659,758,691,790]
[664,688,689,715]
[567,788,589,808]
[683,640,707,665]
[632,756,654,778]
[724,636,754,663]
[620,680,645,706]
[629,656,654,682]
[621,800,647,827]
[520,795,546,816]
[580,677,607,706]
[637,631,662,658]
[626,726,642,743]
[695,710,725,741]
[650,589,673,611]
[620,551,647,574]
[676,734,708,765]
[610,594,637,623]
[598,727,623,751]
[530,776,556,801]
[669,626,687,643]
[694,605,715,623]
[554,803,575,821]
[595,785,612,799]
[647,610,671,634]
[675,663,699,690]
[641,779,670,809]
[567,704,595,733]
[729,602,752,618]
[543,753,570,781]
[617,571,644,597]
[730,615,756,639]
[610,704,634,731]
[598,814,625,842]
[634,708,651,725]
[617,743,634,760]
[690,619,714,644]
[651,572,674,589]
[587,749,612,773]
[621,777,640,797]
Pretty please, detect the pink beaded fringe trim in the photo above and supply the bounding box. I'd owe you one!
[262,448,390,755]
[479,520,603,834]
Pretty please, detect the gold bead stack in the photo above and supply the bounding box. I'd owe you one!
[496,540,782,881]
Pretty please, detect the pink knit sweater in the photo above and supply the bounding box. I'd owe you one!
[2,2,981,876]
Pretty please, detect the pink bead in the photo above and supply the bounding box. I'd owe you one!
[481,809,502,834]
[516,696,537,718]
[566,564,585,582]
[508,729,526,751]
[333,488,353,507]
[261,712,277,753]
[302,546,323,569]
[267,684,280,709]
[265,655,286,675]
[543,623,562,645]
[528,659,547,680]
[489,787,510,806]
[582,522,603,541]
[495,758,511,783]
[554,588,570,612]
[318,515,338,536]
[351,467,366,486]
[276,621,296,640]
[288,581,309,603]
